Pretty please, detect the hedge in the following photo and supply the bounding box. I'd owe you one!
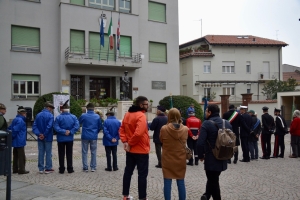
[33,92,82,119]
[159,95,203,121]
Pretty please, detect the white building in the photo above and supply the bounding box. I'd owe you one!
[0,0,180,120]
[179,35,288,104]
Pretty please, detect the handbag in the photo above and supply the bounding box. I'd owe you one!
[178,137,193,160]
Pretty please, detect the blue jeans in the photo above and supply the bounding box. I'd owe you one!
[164,178,186,200]
[248,141,258,159]
[82,140,97,170]
[38,140,53,171]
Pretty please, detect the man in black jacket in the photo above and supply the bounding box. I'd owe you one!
[239,106,252,162]
[271,108,288,158]
[260,106,275,159]
[222,105,241,164]
[149,105,167,168]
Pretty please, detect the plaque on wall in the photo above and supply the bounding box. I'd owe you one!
[152,81,166,90]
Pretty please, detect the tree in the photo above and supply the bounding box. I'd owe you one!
[261,78,298,99]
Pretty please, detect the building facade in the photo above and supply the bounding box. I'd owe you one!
[0,0,180,120]
[179,35,288,104]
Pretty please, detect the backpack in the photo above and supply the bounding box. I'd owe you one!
[208,119,237,160]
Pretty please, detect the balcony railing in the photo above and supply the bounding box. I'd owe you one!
[258,72,279,80]
[64,47,143,69]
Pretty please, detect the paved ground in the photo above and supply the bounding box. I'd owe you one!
[1,132,300,200]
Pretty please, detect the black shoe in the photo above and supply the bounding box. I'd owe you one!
[113,168,119,171]
[270,156,278,158]
[233,159,237,164]
[68,170,74,173]
[105,168,112,171]
[13,171,18,174]
[187,163,193,166]
[260,156,268,159]
[201,195,207,200]
[278,155,284,158]
[195,161,199,165]
[227,160,231,164]
[155,165,162,168]
[18,170,29,174]
[59,171,64,174]
[239,159,250,162]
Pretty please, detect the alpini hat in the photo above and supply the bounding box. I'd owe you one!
[0,103,6,110]
[43,97,55,109]
[248,110,255,114]
[61,100,70,109]
[105,111,115,116]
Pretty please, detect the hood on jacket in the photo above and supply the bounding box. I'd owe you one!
[128,105,146,113]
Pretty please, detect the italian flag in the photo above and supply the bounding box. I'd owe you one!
[108,16,114,50]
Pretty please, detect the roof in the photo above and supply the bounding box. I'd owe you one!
[180,51,214,59]
[283,72,300,83]
[180,35,288,48]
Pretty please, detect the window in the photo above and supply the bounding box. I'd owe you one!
[119,0,131,13]
[11,25,40,52]
[149,42,167,62]
[70,0,85,5]
[70,30,85,53]
[247,84,251,94]
[182,62,187,75]
[89,32,115,61]
[12,74,40,99]
[89,0,114,10]
[148,1,166,23]
[222,62,235,73]
[246,61,251,73]
[119,36,132,57]
[204,88,211,97]
[204,61,211,73]
[223,87,235,95]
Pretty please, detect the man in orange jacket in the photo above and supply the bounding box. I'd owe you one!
[120,96,150,200]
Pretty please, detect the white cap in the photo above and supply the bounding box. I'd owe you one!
[240,105,248,109]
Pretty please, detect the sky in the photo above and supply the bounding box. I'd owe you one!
[178,0,300,67]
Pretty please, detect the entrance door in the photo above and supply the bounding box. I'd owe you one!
[90,77,110,99]
[70,75,85,100]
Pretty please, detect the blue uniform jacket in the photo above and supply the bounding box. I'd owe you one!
[54,112,80,142]
[32,109,54,142]
[79,110,103,140]
[197,115,232,171]
[103,116,121,146]
[8,115,27,147]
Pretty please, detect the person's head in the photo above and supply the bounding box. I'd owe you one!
[95,109,104,118]
[188,111,195,117]
[157,105,166,115]
[0,103,6,115]
[124,71,128,75]
[134,96,149,112]
[105,111,115,117]
[86,103,95,111]
[17,106,27,117]
[44,101,55,112]
[205,104,220,119]
[167,108,182,124]
[239,106,247,114]
[274,108,281,116]
[293,110,300,118]
[61,100,70,113]
[229,104,235,110]
[262,106,269,113]
[248,110,255,116]
[190,104,194,108]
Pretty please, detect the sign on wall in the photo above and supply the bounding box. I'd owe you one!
[152,81,166,90]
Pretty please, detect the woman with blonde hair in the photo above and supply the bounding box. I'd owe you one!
[289,110,300,158]
[160,108,189,200]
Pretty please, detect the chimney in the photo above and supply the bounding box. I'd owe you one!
[253,38,256,42]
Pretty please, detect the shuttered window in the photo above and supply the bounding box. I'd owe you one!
[70,0,85,5]
[149,42,167,62]
[148,1,166,23]
[119,36,131,57]
[11,25,40,52]
[70,30,85,53]
[89,32,115,61]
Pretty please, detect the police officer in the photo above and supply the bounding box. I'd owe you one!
[271,108,287,158]
[260,106,275,159]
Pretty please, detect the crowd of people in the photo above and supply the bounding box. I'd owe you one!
[1,98,300,200]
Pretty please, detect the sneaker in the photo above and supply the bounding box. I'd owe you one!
[91,169,96,172]
[39,171,44,174]
[83,169,88,172]
[201,195,207,200]
[123,195,133,200]
[44,169,54,174]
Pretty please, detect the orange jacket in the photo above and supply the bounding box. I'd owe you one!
[119,106,150,154]
[186,116,202,137]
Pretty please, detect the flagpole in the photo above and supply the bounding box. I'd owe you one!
[99,11,103,61]
[107,11,112,63]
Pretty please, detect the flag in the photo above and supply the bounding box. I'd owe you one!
[203,97,208,120]
[100,17,104,47]
[117,14,120,50]
[108,15,114,50]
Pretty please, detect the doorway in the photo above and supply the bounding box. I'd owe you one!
[89,77,110,99]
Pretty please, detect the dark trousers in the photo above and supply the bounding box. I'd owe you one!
[291,135,300,157]
[187,137,198,163]
[123,152,149,199]
[154,143,162,166]
[240,137,250,161]
[13,147,26,173]
[261,134,272,157]
[57,141,73,172]
[273,135,285,157]
[105,145,118,170]
[203,170,222,200]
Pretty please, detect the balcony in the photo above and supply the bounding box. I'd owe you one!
[258,72,279,80]
[64,47,143,69]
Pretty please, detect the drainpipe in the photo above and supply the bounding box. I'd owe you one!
[257,82,259,100]
[278,47,281,80]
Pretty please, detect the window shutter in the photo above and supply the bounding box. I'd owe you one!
[120,36,131,57]
[70,30,85,53]
[70,0,85,5]
[12,26,40,47]
[12,75,40,81]
[149,42,167,62]
[148,1,166,22]
[89,32,115,61]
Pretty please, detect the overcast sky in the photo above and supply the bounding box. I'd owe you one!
[178,0,300,67]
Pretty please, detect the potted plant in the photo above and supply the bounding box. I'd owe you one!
[210,92,216,102]
[260,74,264,79]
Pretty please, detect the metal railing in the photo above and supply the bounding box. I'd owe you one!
[258,72,279,80]
[65,47,142,63]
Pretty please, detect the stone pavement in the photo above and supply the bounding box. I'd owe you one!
[1,133,300,200]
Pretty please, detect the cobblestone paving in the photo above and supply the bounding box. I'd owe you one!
[2,136,300,200]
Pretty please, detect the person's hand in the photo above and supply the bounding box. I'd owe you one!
[256,134,259,138]
[65,130,70,136]
[192,136,196,140]
[124,143,130,152]
[38,134,44,140]
[195,135,199,139]
[112,138,117,143]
